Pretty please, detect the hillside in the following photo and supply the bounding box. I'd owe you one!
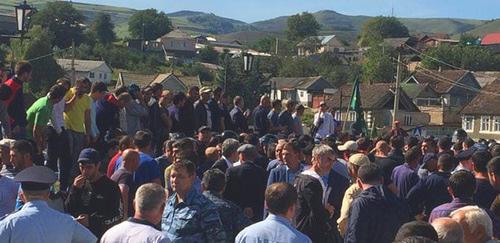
[464,19,500,37]
[166,11,256,35]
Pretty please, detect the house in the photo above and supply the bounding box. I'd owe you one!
[57,59,112,84]
[297,35,345,56]
[403,69,481,135]
[324,83,429,133]
[472,71,500,88]
[460,79,500,141]
[157,29,197,61]
[116,71,201,93]
[481,33,500,54]
[0,14,16,43]
[267,76,335,108]
[420,36,459,49]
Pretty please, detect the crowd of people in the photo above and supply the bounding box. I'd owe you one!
[1,60,500,243]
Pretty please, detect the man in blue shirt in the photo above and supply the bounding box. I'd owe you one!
[0,166,96,243]
[268,140,306,185]
[392,146,422,199]
[161,160,226,242]
[236,182,312,243]
[253,95,271,137]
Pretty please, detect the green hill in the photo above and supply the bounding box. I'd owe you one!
[463,19,500,37]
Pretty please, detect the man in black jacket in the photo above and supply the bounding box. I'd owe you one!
[230,96,249,133]
[344,163,409,243]
[224,144,266,222]
[4,61,32,139]
[194,87,212,130]
[178,86,199,137]
[294,144,338,243]
[65,148,121,238]
[212,138,239,173]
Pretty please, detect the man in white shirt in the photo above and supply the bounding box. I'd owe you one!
[101,183,171,243]
[313,101,337,140]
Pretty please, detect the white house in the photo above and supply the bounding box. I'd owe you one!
[57,59,112,84]
[267,76,335,108]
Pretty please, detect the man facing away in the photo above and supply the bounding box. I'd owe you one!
[344,163,409,243]
[101,183,171,243]
[236,182,312,243]
[0,166,96,243]
[110,149,140,219]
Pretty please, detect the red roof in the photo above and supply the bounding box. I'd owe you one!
[481,33,500,45]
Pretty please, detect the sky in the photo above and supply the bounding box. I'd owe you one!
[78,0,500,23]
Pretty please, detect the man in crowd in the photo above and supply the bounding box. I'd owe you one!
[236,182,312,243]
[267,99,282,134]
[344,163,409,243]
[211,138,239,173]
[0,144,18,216]
[194,87,213,130]
[278,100,296,136]
[0,166,96,243]
[406,153,454,220]
[393,221,439,242]
[149,90,172,155]
[161,160,226,241]
[267,141,306,185]
[110,149,140,218]
[429,170,476,222]
[487,156,500,191]
[294,144,337,243]
[25,84,66,155]
[0,139,15,178]
[168,92,186,133]
[472,151,497,209]
[391,146,421,198]
[202,169,251,241]
[88,81,108,144]
[64,78,92,179]
[390,121,408,138]
[179,86,199,137]
[431,217,465,243]
[230,96,249,133]
[389,136,405,164]
[208,87,224,133]
[101,183,171,243]
[224,144,266,222]
[4,61,32,139]
[65,148,121,238]
[253,95,271,137]
[124,84,149,136]
[312,101,336,140]
[266,139,286,172]
[451,206,496,243]
[292,104,305,136]
[372,140,399,188]
[337,153,371,237]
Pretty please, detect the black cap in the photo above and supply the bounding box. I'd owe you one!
[78,148,100,165]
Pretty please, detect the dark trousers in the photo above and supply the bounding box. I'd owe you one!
[46,127,72,191]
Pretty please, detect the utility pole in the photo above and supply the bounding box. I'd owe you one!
[71,39,76,84]
[275,37,279,55]
[393,51,401,124]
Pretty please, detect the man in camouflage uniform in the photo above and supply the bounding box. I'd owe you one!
[161,160,226,242]
[201,169,251,242]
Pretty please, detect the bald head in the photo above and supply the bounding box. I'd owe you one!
[122,149,140,171]
[431,217,464,243]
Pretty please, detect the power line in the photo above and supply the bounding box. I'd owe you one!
[26,47,71,62]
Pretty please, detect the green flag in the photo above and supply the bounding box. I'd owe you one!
[349,78,367,136]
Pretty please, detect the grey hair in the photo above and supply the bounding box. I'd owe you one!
[431,217,464,243]
[135,183,167,213]
[312,144,334,158]
[450,206,493,240]
[221,138,239,157]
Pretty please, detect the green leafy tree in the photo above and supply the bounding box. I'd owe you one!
[198,46,219,64]
[128,9,173,40]
[459,34,480,46]
[362,44,396,83]
[89,13,116,45]
[286,12,321,41]
[279,57,318,77]
[252,37,275,53]
[358,16,409,47]
[422,45,500,71]
[180,63,214,81]
[30,1,85,48]
[11,26,63,93]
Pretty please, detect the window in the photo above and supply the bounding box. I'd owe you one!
[462,116,474,132]
[99,73,102,79]
[89,72,95,78]
[494,116,500,132]
[480,116,491,132]
[404,115,413,126]
[104,73,107,80]
[334,111,341,121]
[348,111,357,122]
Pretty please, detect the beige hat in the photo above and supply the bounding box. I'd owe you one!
[338,140,358,152]
[348,153,370,166]
[0,139,15,148]
[200,87,213,93]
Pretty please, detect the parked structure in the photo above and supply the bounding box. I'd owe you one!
[57,59,112,84]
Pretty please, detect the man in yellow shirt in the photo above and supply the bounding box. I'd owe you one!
[63,78,92,186]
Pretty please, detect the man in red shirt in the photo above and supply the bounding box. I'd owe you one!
[3,61,32,139]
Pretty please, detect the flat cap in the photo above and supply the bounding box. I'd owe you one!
[198,126,211,133]
[348,153,370,166]
[15,166,57,190]
[338,140,358,152]
[0,138,15,148]
[237,144,257,156]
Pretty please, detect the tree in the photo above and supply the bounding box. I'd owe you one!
[128,9,173,40]
[30,1,85,48]
[198,46,219,64]
[358,16,409,47]
[10,26,63,93]
[252,37,276,53]
[421,45,500,71]
[286,12,321,41]
[362,44,396,83]
[459,34,480,46]
[89,13,116,45]
[279,57,318,77]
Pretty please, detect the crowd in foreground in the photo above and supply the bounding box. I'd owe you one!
[1,60,500,243]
